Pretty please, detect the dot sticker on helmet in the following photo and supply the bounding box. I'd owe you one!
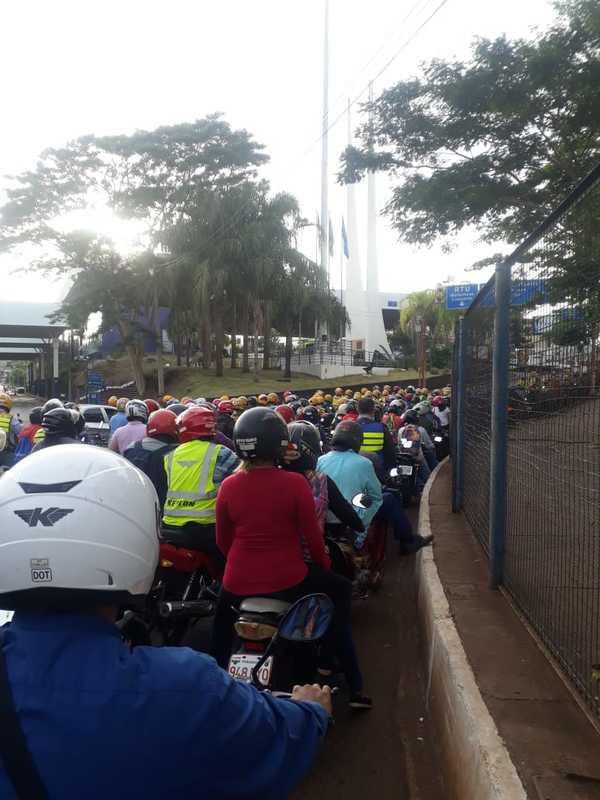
[30,558,53,583]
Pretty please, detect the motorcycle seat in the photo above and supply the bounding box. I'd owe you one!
[239,597,291,616]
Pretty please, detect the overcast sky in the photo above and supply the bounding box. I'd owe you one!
[0,0,557,303]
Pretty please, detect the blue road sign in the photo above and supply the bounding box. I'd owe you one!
[446,284,481,310]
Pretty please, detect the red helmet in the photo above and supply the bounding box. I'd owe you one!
[176,406,216,442]
[218,400,234,414]
[275,404,295,424]
[144,398,160,414]
[147,409,178,440]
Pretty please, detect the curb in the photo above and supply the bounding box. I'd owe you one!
[417,462,527,800]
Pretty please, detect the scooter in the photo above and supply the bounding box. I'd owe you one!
[228,593,334,694]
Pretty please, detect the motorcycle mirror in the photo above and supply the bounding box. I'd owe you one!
[389,467,399,478]
[277,594,334,643]
[352,492,372,509]
[0,610,14,625]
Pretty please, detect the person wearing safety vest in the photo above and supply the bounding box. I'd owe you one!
[356,396,396,471]
[162,406,239,572]
[0,393,21,470]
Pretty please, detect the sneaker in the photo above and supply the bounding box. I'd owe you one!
[349,693,373,710]
[399,535,434,556]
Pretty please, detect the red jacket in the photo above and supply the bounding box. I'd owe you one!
[216,467,330,595]
[18,423,41,444]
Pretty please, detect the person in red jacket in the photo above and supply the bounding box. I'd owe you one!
[211,407,371,709]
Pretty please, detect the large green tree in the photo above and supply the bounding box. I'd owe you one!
[340,0,600,250]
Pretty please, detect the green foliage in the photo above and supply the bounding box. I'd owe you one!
[340,0,600,251]
[0,114,344,386]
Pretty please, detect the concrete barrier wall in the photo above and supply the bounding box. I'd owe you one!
[417,463,527,800]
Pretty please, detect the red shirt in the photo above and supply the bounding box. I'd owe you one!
[216,467,330,595]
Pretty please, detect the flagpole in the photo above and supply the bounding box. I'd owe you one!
[340,221,344,336]
[320,0,330,288]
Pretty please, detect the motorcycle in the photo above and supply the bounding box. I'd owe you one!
[433,428,449,461]
[325,492,388,596]
[119,529,218,647]
[228,593,334,694]
[395,438,421,504]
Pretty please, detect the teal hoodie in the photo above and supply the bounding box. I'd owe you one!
[317,449,383,530]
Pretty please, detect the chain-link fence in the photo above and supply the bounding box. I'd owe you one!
[453,163,600,721]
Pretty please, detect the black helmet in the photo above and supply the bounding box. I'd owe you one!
[247,396,258,408]
[285,421,321,472]
[331,420,363,453]
[29,406,43,425]
[42,398,63,415]
[406,385,416,394]
[233,407,288,461]
[299,397,309,407]
[299,406,320,425]
[166,402,188,416]
[42,407,79,439]
[126,399,149,423]
[403,410,419,426]
[345,399,358,413]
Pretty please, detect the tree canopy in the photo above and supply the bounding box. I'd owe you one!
[0,115,344,393]
[340,0,600,251]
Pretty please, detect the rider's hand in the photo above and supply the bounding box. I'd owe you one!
[291,683,333,715]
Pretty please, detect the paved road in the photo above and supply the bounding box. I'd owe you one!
[292,511,445,800]
[10,395,41,425]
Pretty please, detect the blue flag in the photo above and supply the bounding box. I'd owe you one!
[342,217,350,258]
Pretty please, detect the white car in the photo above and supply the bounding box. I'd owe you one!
[79,404,119,446]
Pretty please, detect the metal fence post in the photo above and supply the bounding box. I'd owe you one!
[452,317,466,512]
[489,261,511,589]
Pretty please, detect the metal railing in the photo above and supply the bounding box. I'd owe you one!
[453,163,600,721]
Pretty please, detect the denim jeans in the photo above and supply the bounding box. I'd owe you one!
[374,491,419,548]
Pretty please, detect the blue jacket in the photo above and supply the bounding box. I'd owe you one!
[109,411,128,433]
[0,613,329,800]
[317,449,383,529]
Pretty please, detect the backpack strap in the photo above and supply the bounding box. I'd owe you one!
[0,629,48,799]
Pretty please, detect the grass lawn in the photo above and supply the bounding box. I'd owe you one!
[164,366,441,399]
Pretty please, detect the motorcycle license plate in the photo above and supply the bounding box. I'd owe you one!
[228,653,273,686]
[399,465,413,476]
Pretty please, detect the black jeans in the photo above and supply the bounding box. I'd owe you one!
[210,565,364,692]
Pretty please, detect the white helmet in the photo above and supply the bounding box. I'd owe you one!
[126,398,148,423]
[0,445,159,609]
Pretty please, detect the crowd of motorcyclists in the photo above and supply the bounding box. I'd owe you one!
[0,381,450,798]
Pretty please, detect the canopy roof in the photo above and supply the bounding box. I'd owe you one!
[0,301,67,339]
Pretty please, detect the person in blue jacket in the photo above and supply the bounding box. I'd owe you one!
[0,445,331,800]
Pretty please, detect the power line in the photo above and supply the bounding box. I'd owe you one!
[320,0,436,128]
[297,0,450,163]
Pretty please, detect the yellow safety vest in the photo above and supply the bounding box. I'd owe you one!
[0,413,10,450]
[359,422,385,453]
[33,427,46,446]
[162,439,221,527]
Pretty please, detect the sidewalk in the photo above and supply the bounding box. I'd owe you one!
[429,461,600,799]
